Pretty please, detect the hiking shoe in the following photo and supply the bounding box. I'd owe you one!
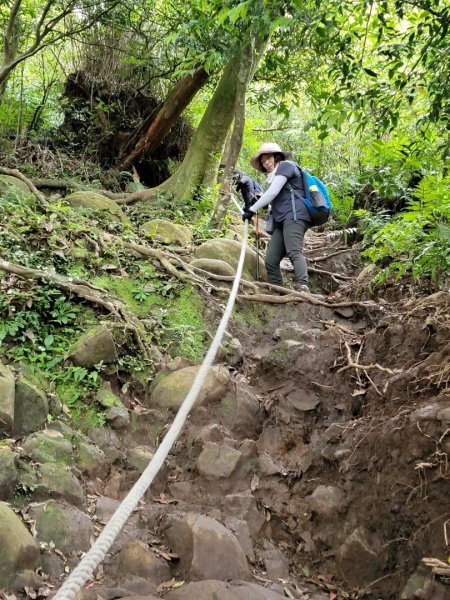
[294,283,310,293]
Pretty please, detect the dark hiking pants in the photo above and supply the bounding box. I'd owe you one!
[265,219,309,286]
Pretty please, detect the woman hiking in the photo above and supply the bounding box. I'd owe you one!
[242,142,311,293]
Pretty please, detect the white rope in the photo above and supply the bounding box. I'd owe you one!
[53,221,250,600]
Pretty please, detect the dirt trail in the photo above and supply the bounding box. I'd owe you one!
[8,230,448,600]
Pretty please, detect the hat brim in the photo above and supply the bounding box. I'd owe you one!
[250,150,289,172]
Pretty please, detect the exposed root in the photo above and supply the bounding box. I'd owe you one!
[0,259,151,359]
[338,340,402,376]
[0,166,50,206]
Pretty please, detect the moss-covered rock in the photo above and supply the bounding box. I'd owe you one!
[194,238,266,282]
[0,362,15,435]
[69,325,117,368]
[0,175,30,195]
[29,500,93,553]
[64,191,127,221]
[22,431,73,465]
[0,446,19,500]
[14,377,49,435]
[142,219,193,246]
[190,258,236,277]
[0,502,40,587]
[33,463,85,506]
[75,440,108,479]
[149,365,231,410]
[95,382,125,409]
[127,445,154,473]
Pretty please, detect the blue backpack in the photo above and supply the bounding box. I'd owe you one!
[286,162,332,226]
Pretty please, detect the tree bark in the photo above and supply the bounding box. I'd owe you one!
[118,67,209,169]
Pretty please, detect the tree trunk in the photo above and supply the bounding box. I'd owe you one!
[0,0,21,102]
[157,46,247,202]
[211,33,269,226]
[118,67,209,170]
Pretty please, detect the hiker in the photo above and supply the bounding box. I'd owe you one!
[242,142,311,293]
[232,169,263,208]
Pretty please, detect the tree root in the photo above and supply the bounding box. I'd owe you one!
[308,247,353,262]
[0,166,49,207]
[0,259,151,359]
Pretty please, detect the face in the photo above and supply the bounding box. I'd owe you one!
[261,153,276,173]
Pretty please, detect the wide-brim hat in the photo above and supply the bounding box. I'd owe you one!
[250,142,290,172]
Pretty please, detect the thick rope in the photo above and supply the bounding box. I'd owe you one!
[53,221,250,600]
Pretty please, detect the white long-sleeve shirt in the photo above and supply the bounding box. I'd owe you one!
[249,175,288,213]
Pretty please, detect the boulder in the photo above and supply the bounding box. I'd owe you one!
[22,430,73,465]
[75,439,108,478]
[221,493,265,538]
[149,366,231,410]
[0,362,15,434]
[0,446,19,500]
[116,539,171,583]
[95,496,120,522]
[189,258,236,278]
[142,219,193,246]
[30,500,93,553]
[166,580,288,600]
[0,502,40,587]
[106,405,130,429]
[164,513,250,581]
[88,427,122,463]
[33,463,85,506]
[95,382,125,409]
[0,174,30,194]
[14,377,49,435]
[214,383,263,439]
[194,238,266,281]
[69,326,118,368]
[64,191,127,221]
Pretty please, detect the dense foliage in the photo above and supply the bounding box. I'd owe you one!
[0,0,449,287]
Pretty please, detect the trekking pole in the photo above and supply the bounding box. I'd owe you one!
[255,211,260,281]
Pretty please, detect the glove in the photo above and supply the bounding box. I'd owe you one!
[242,209,254,222]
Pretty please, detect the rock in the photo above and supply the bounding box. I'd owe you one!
[142,219,193,246]
[33,463,85,506]
[194,238,266,282]
[336,527,387,588]
[166,580,288,599]
[222,492,265,538]
[127,445,154,472]
[400,571,428,599]
[0,174,30,194]
[95,382,125,409]
[334,306,354,319]
[22,430,73,465]
[224,517,255,561]
[106,405,130,429]
[75,439,108,478]
[257,453,280,476]
[196,443,242,480]
[95,496,121,522]
[116,577,160,597]
[149,365,231,410]
[65,191,127,221]
[224,337,243,366]
[88,426,122,461]
[0,502,40,587]
[30,500,93,553]
[116,539,171,583]
[436,406,450,425]
[69,326,118,368]
[262,545,290,580]
[164,513,250,581]
[11,569,43,593]
[0,362,15,434]
[215,383,263,439]
[0,446,19,500]
[273,322,322,343]
[190,258,236,277]
[41,553,64,579]
[309,485,344,517]
[14,377,49,435]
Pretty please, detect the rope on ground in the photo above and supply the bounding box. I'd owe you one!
[53,222,250,600]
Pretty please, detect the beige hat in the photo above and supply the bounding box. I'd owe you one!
[250,142,289,171]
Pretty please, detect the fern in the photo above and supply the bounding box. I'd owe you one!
[362,175,450,287]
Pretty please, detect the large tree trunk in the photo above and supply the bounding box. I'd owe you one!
[211,33,269,226]
[118,67,209,169]
[0,0,21,102]
[158,46,247,202]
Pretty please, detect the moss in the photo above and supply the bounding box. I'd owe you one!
[166,286,207,362]
[92,275,164,317]
[234,303,275,329]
